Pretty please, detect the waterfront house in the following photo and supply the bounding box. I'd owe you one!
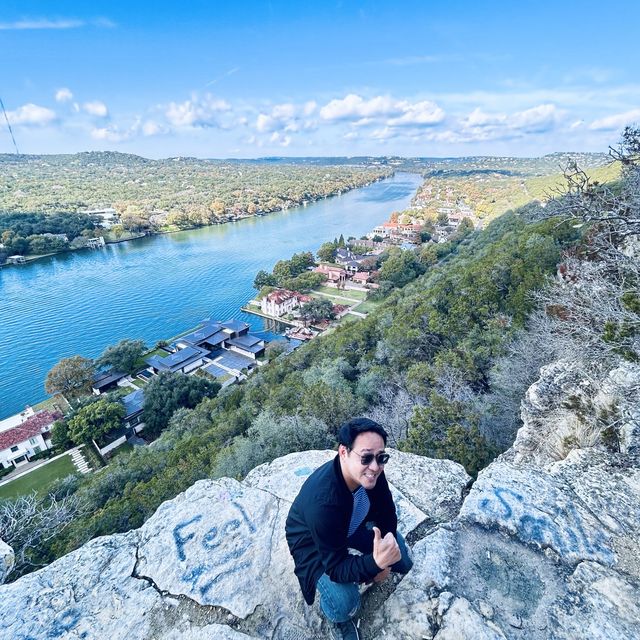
[313,264,347,284]
[145,345,209,375]
[92,370,128,395]
[0,410,61,469]
[96,389,145,457]
[226,333,266,360]
[260,289,311,317]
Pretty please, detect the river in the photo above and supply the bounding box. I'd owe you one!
[0,172,422,419]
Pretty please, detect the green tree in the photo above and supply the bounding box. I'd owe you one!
[317,241,337,263]
[379,249,423,288]
[300,298,336,323]
[45,356,96,399]
[67,399,125,445]
[143,372,220,438]
[253,269,277,289]
[96,339,147,375]
[51,419,74,452]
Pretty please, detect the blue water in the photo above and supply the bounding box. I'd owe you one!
[0,172,422,418]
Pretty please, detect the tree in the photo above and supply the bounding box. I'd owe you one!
[253,269,277,289]
[51,420,74,452]
[300,298,336,323]
[0,492,86,580]
[96,339,146,375]
[143,372,220,438]
[379,249,423,288]
[317,241,337,263]
[67,398,125,445]
[45,356,95,399]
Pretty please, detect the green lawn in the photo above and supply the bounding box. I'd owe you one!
[314,285,367,301]
[0,454,78,500]
[32,395,71,414]
[353,299,383,314]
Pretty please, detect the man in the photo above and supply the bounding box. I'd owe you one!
[285,418,413,640]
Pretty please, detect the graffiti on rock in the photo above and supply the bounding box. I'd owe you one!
[172,493,258,599]
[478,487,613,563]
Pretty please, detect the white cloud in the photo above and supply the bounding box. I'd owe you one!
[387,100,445,126]
[0,18,83,30]
[164,94,230,128]
[141,120,165,136]
[589,109,640,131]
[91,124,133,142]
[55,88,73,103]
[320,94,399,120]
[83,101,108,117]
[7,103,56,126]
[319,94,445,129]
[0,17,115,30]
[256,113,275,133]
[458,103,563,141]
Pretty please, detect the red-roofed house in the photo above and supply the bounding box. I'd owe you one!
[261,289,302,317]
[313,265,346,284]
[0,410,61,469]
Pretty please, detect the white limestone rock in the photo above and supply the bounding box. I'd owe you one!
[460,461,616,566]
[0,539,13,585]
[0,532,163,640]
[134,476,326,638]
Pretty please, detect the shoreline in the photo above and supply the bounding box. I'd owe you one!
[0,174,391,270]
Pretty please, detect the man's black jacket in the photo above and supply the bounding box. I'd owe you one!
[285,454,398,604]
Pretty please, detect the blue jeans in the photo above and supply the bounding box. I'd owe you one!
[316,527,413,624]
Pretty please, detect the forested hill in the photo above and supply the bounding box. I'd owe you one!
[0,152,392,217]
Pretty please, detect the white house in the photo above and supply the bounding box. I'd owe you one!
[261,289,302,317]
[0,410,61,469]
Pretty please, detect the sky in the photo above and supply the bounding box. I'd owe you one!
[1,0,640,159]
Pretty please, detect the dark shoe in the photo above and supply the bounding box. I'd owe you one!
[330,618,360,640]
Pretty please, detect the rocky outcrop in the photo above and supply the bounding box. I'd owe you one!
[1,360,639,639]
[0,539,13,585]
[0,450,469,640]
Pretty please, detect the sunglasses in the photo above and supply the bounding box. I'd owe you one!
[350,450,390,466]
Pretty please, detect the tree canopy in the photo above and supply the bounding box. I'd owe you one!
[67,398,125,445]
[143,372,220,438]
[44,356,96,399]
[96,339,146,375]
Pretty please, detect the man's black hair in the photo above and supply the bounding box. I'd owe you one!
[337,417,388,448]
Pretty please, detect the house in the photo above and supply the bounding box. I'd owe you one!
[352,271,372,284]
[83,208,119,229]
[176,321,228,350]
[261,289,299,317]
[226,334,266,360]
[260,289,311,317]
[92,370,128,395]
[145,345,209,374]
[0,410,61,469]
[97,389,145,457]
[202,349,259,384]
[313,264,347,284]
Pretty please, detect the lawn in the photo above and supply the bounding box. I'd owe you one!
[314,285,367,301]
[0,454,78,501]
[32,395,71,414]
[353,299,383,314]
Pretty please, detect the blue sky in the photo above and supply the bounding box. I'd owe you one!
[2,0,639,158]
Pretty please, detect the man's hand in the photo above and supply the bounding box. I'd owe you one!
[373,567,391,583]
[372,526,401,569]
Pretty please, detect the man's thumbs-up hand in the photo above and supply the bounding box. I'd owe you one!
[372,526,401,569]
